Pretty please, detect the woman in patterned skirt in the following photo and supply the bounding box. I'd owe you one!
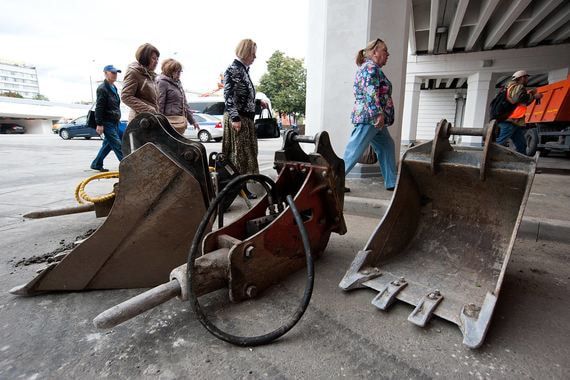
[222,39,263,199]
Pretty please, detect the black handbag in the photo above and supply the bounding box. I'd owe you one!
[254,107,280,139]
[86,103,96,129]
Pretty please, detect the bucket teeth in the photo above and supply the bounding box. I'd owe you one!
[407,290,444,327]
[371,277,408,310]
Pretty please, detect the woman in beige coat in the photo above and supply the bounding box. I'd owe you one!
[121,43,160,122]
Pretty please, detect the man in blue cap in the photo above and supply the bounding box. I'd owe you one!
[90,64,124,171]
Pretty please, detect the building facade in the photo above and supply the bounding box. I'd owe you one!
[0,61,40,98]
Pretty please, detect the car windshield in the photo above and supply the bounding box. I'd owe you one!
[75,116,87,124]
[188,101,225,115]
[194,113,220,122]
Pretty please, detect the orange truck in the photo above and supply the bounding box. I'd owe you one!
[525,75,570,156]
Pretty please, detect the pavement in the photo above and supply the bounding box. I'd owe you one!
[0,134,569,379]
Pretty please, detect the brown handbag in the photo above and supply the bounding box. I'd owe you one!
[358,144,378,165]
[166,115,188,130]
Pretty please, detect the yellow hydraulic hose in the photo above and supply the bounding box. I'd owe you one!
[75,171,119,204]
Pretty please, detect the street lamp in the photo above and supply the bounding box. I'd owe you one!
[89,59,95,103]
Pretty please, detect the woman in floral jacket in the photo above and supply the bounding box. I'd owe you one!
[344,38,397,190]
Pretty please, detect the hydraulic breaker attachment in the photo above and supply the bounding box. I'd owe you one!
[340,120,537,349]
[10,113,213,296]
[93,131,346,346]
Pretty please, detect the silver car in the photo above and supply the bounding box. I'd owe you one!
[184,113,223,143]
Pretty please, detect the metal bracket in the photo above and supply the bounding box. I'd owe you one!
[407,290,443,327]
[371,277,408,310]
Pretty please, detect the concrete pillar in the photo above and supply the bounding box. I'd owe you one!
[368,0,410,159]
[548,67,569,83]
[402,75,422,145]
[461,71,493,146]
[306,0,410,160]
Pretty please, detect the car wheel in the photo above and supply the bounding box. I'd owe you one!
[85,136,91,140]
[60,129,71,140]
[198,130,211,143]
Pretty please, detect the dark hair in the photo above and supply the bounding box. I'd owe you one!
[356,38,385,66]
[135,43,160,67]
[161,58,183,78]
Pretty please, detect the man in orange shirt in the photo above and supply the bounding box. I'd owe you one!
[496,70,543,154]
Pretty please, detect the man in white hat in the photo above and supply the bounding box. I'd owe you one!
[495,70,543,154]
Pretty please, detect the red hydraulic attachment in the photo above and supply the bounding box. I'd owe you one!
[93,130,346,346]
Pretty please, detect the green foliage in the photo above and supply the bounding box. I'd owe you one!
[258,51,306,116]
[33,94,49,101]
[0,91,24,98]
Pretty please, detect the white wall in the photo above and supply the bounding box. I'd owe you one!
[416,89,466,141]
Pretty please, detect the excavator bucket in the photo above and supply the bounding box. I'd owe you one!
[340,120,537,348]
[10,113,213,296]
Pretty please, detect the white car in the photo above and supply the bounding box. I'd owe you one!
[185,113,223,142]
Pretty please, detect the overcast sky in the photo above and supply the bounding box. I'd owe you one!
[0,0,308,103]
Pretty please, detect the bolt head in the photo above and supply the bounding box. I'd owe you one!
[184,151,196,161]
[245,285,258,299]
[244,246,254,259]
[321,171,328,178]
[139,118,150,128]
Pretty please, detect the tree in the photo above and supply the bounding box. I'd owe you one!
[33,94,49,101]
[0,91,24,98]
[258,51,306,120]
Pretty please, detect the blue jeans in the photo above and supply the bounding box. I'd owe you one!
[91,121,123,169]
[343,123,397,189]
[496,121,526,154]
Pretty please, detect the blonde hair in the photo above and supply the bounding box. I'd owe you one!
[161,58,183,78]
[235,39,257,60]
[356,38,385,66]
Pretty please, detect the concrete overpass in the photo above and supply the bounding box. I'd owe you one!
[0,96,90,134]
[306,0,570,155]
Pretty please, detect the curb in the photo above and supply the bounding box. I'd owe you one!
[344,196,570,244]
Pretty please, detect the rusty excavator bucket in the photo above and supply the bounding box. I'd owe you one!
[340,120,537,349]
[10,113,213,296]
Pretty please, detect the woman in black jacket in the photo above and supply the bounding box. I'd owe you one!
[222,39,262,199]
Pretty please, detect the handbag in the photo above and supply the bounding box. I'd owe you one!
[357,144,378,165]
[166,83,190,131]
[166,115,188,130]
[86,103,96,129]
[254,107,280,139]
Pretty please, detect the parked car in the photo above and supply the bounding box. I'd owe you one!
[59,115,127,140]
[118,120,128,140]
[0,123,26,134]
[58,115,98,140]
[52,118,72,134]
[184,113,223,142]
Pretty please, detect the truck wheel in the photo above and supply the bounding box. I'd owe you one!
[525,128,538,156]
